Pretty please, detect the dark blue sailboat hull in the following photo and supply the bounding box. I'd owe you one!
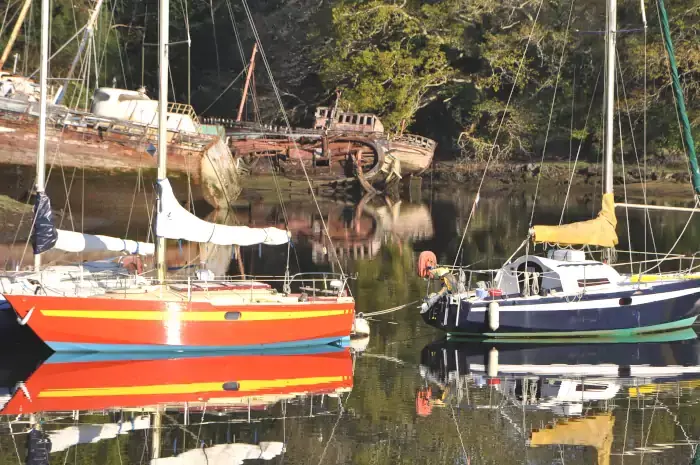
[420,334,700,382]
[421,280,700,337]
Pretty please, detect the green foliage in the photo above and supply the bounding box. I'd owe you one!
[319,0,457,131]
[2,0,698,160]
[316,0,700,161]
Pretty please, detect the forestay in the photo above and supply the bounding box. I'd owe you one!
[55,230,155,255]
[156,178,289,246]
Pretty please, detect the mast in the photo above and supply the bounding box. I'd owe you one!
[34,0,49,271]
[53,0,105,105]
[156,0,169,283]
[603,0,617,194]
[0,0,32,71]
[236,43,258,122]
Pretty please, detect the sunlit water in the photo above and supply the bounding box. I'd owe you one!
[2,168,700,463]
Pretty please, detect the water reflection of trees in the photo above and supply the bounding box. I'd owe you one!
[424,189,700,269]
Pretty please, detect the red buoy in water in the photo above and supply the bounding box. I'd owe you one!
[417,251,438,278]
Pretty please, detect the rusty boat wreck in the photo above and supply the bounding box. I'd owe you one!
[209,105,436,194]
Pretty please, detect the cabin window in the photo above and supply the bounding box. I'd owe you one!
[577,278,610,287]
[576,383,609,392]
[222,382,240,391]
[619,297,632,306]
[225,312,241,320]
[117,93,150,102]
[93,90,111,103]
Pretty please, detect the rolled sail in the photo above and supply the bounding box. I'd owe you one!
[156,178,289,246]
[50,416,151,453]
[55,229,155,255]
[151,442,284,464]
[531,193,618,247]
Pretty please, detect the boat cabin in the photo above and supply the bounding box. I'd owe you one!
[90,87,199,133]
[0,71,40,100]
[494,249,622,296]
[313,107,384,133]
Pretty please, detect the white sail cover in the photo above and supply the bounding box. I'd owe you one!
[156,178,289,246]
[151,442,284,465]
[49,416,151,453]
[54,229,155,255]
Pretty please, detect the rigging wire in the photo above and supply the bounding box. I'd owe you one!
[614,48,658,260]
[615,72,634,272]
[224,0,247,70]
[0,0,20,43]
[568,67,576,173]
[97,0,120,82]
[238,0,349,278]
[528,0,576,227]
[642,0,649,272]
[452,0,546,268]
[200,66,248,115]
[315,395,346,465]
[209,0,221,79]
[113,23,129,89]
[559,69,602,225]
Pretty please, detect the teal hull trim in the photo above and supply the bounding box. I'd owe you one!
[446,316,697,339]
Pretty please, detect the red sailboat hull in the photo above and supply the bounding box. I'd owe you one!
[2,349,353,414]
[3,294,354,351]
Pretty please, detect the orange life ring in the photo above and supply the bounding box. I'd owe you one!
[417,251,437,278]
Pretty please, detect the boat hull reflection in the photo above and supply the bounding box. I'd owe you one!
[2,348,353,414]
[421,330,700,380]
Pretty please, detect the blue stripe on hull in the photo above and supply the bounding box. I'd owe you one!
[423,281,700,337]
[47,336,351,354]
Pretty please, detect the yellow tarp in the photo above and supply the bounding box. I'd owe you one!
[532,193,618,247]
[530,414,615,465]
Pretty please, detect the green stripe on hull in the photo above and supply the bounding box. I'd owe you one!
[447,328,698,344]
[446,316,698,340]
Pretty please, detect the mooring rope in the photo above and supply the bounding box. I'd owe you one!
[362,300,418,318]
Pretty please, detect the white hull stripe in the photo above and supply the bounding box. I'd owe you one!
[469,363,700,377]
[467,286,700,312]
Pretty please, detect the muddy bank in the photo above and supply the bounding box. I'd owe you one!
[428,161,697,203]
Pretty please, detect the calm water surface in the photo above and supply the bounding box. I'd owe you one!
[2,171,700,464]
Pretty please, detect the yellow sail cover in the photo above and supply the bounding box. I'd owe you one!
[532,193,618,247]
[530,414,614,465]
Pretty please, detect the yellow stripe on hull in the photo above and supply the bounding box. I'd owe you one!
[37,376,348,398]
[629,274,700,283]
[40,309,350,321]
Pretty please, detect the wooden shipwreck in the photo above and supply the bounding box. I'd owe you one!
[0,84,239,208]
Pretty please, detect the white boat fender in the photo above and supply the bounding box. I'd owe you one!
[352,313,370,338]
[488,301,499,331]
[350,336,369,353]
[487,347,499,378]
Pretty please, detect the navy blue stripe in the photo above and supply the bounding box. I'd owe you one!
[423,283,700,334]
